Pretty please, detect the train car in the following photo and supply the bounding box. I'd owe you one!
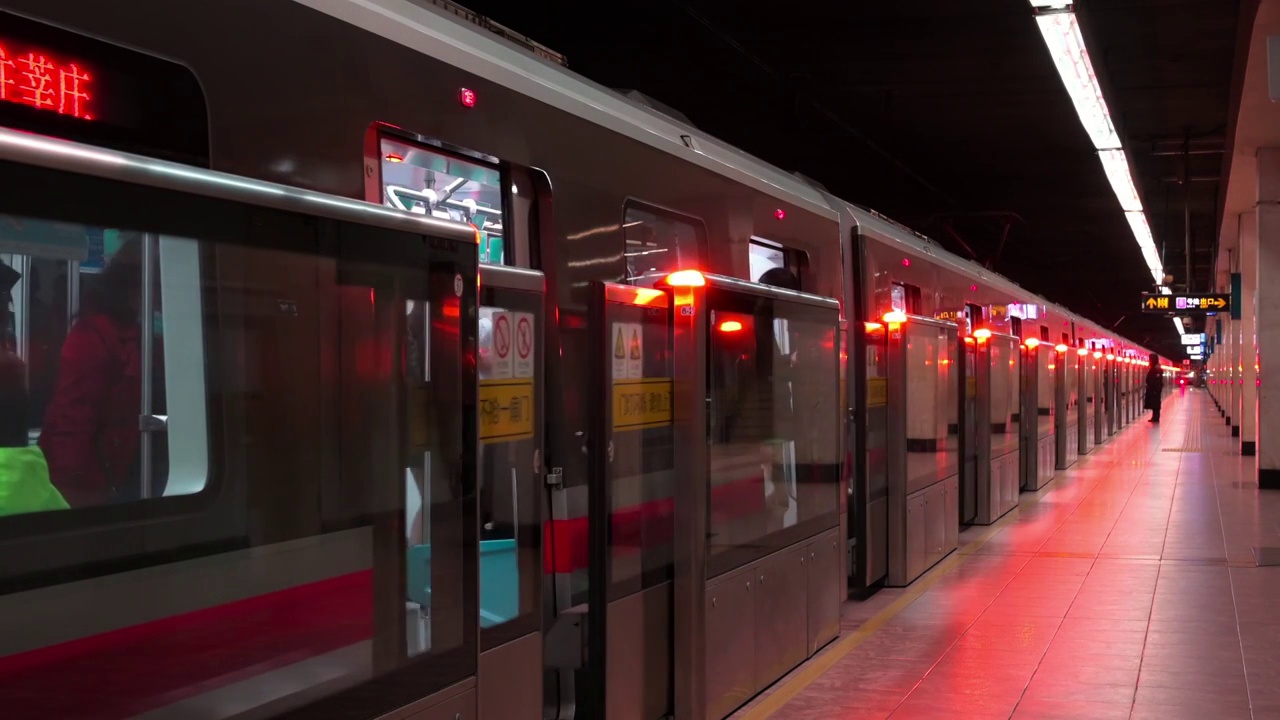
[803,192,1170,592]
[0,2,1173,719]
[0,2,847,720]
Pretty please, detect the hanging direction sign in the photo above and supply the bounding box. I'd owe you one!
[1141,293,1230,314]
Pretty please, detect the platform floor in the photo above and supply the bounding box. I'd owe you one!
[733,389,1280,719]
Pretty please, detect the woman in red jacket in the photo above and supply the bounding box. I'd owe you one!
[39,240,146,508]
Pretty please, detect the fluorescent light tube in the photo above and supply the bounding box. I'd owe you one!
[1099,149,1143,212]
[1034,12,1121,150]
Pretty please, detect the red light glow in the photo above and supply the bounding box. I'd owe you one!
[774,208,786,220]
[0,43,93,120]
[883,310,908,324]
[902,258,911,267]
[664,269,706,287]
[718,320,744,333]
[385,153,404,163]
[459,87,477,108]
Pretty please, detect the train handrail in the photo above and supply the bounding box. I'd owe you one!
[0,127,479,244]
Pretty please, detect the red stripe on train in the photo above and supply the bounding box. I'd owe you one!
[542,474,766,574]
[0,570,373,720]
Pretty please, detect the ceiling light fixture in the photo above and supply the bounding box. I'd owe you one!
[1029,0,1176,339]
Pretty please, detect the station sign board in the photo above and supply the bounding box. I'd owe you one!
[1181,333,1206,346]
[1141,293,1230,314]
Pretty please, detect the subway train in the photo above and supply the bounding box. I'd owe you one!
[0,2,1177,720]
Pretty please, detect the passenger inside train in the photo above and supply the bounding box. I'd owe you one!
[37,237,168,508]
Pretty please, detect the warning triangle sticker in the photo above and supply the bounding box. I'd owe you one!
[615,327,626,359]
[630,328,641,360]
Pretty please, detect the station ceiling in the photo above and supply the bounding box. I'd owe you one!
[470,0,1240,357]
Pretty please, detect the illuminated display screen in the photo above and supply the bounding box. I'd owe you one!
[0,11,208,165]
[0,40,92,119]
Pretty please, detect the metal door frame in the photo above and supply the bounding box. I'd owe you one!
[585,280,676,720]
[476,264,546,720]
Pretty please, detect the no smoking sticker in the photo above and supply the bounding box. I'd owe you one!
[514,313,534,379]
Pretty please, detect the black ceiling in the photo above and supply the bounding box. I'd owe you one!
[466,0,1239,358]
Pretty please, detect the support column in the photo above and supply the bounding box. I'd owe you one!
[1241,216,1258,456]
[1232,316,1241,434]
[1255,147,1280,487]
[1212,318,1222,409]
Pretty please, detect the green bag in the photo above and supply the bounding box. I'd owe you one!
[0,446,70,516]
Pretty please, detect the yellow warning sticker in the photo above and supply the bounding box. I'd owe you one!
[479,379,535,444]
[612,377,673,431]
[867,377,888,408]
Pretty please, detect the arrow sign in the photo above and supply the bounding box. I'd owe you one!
[1140,292,1231,314]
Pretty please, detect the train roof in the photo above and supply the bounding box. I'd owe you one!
[834,198,1162,358]
[297,0,837,221]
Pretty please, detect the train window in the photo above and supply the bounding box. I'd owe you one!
[1,228,207,513]
[748,236,809,287]
[749,238,785,281]
[891,281,922,315]
[379,137,507,264]
[706,290,840,576]
[622,202,705,280]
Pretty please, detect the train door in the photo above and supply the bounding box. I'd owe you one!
[361,126,547,719]
[0,130,485,719]
[975,331,1020,524]
[858,319,889,588]
[1053,343,1067,470]
[1106,355,1117,436]
[1055,342,1078,470]
[701,275,842,717]
[1118,359,1129,427]
[1078,346,1094,456]
[475,265,546,720]
[883,315,959,587]
[578,281,676,720]
[1093,351,1106,445]
[958,305,982,525]
[1023,332,1055,492]
[1019,340,1038,492]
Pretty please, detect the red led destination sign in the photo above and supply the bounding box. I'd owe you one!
[0,42,92,120]
[0,10,208,165]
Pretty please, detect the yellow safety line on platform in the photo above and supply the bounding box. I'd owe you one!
[738,490,1053,719]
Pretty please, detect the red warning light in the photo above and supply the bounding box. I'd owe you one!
[459,87,477,108]
[774,208,786,220]
[384,153,404,163]
[970,284,978,292]
[0,43,93,120]
[718,320,744,332]
[902,258,911,267]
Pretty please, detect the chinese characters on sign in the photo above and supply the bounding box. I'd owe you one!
[478,380,535,444]
[611,378,673,432]
[1140,293,1230,314]
[0,42,92,119]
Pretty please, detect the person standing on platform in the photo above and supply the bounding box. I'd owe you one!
[1145,353,1164,423]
